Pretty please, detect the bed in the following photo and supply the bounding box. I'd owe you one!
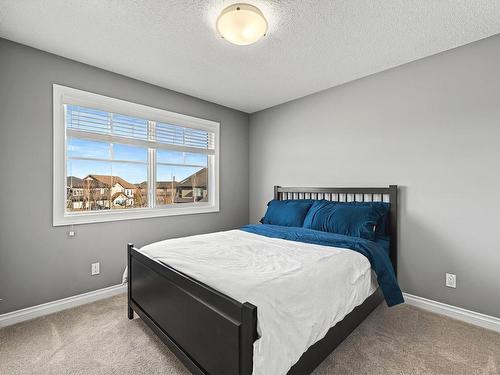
[127,185,400,375]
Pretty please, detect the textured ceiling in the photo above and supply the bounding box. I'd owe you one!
[1,1,500,113]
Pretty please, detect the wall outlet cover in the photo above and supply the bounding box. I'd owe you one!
[446,273,456,288]
[91,262,100,276]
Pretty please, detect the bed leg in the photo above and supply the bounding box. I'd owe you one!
[127,243,134,320]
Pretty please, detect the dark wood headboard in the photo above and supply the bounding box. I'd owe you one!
[274,185,398,277]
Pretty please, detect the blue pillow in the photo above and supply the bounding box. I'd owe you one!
[261,200,314,227]
[350,201,390,236]
[303,200,388,240]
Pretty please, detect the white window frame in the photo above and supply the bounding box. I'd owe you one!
[53,84,220,226]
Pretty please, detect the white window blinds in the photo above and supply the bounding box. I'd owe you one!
[66,105,215,154]
[155,122,215,150]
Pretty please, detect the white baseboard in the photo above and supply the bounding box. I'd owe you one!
[2,287,498,333]
[0,284,127,328]
[403,293,500,333]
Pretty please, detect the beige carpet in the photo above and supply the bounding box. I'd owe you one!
[1,294,499,375]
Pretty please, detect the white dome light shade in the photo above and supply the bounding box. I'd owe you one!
[216,3,268,46]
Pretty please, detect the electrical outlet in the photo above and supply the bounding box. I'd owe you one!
[91,262,100,276]
[68,225,76,238]
[446,273,456,288]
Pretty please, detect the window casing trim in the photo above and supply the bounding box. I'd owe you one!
[53,84,220,226]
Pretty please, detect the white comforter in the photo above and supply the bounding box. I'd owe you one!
[140,229,377,375]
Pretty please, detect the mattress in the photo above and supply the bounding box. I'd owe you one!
[139,229,378,375]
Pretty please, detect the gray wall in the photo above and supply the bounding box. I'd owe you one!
[249,35,500,318]
[0,38,249,314]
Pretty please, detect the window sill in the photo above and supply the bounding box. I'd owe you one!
[53,204,220,226]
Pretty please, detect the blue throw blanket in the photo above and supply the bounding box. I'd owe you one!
[240,224,404,307]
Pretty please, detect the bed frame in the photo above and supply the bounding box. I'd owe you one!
[127,185,398,375]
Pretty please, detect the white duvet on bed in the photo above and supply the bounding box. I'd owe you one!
[139,229,377,375]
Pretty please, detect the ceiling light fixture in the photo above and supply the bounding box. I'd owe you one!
[216,3,268,46]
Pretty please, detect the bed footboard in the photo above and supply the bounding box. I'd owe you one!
[127,244,257,375]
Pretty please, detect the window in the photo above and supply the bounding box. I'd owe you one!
[53,85,219,225]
